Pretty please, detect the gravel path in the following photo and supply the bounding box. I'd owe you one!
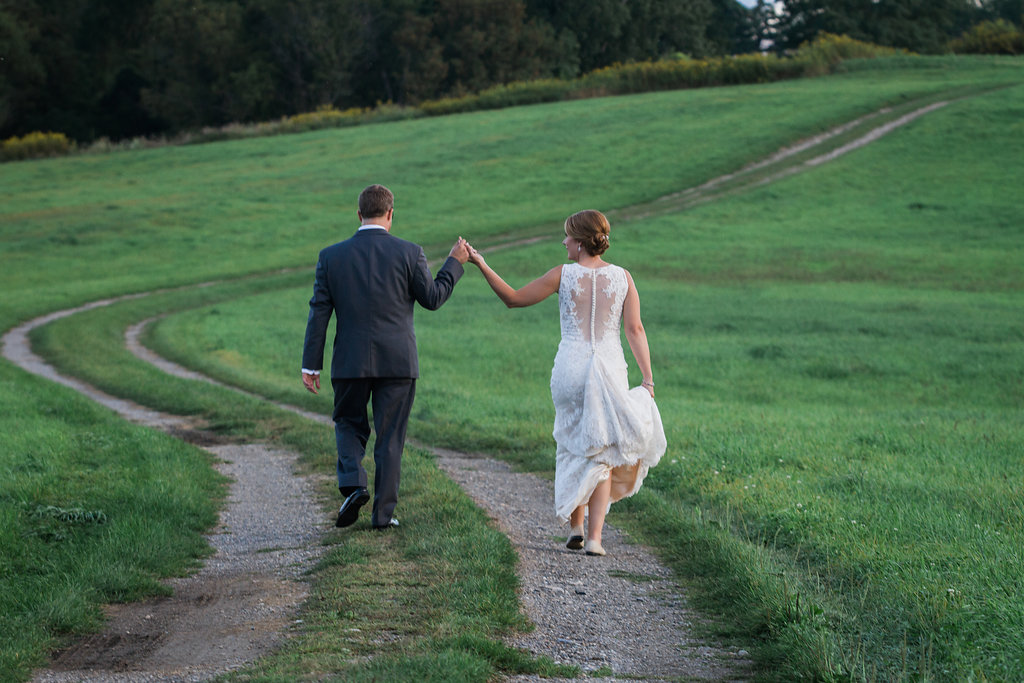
[124,319,751,678]
[34,442,324,683]
[6,308,750,680]
[4,311,325,682]
[433,448,750,681]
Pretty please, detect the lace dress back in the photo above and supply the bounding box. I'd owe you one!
[559,262,627,349]
[550,263,666,522]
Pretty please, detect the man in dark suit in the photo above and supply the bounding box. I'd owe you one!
[301,184,469,529]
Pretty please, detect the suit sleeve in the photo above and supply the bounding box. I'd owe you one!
[301,254,333,372]
[410,250,464,311]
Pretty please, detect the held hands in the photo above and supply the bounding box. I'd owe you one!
[450,235,485,268]
[449,237,471,264]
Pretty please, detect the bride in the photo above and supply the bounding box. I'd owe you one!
[468,210,666,556]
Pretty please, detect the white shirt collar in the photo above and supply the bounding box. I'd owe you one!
[358,224,387,231]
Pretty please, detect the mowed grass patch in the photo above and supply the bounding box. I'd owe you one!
[149,74,1024,679]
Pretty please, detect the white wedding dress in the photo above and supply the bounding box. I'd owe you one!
[551,262,667,522]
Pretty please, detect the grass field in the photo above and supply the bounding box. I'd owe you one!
[2,56,1023,681]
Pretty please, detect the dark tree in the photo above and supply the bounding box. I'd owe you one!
[0,0,162,141]
[526,0,716,72]
[706,0,764,54]
[775,0,981,53]
[239,0,361,118]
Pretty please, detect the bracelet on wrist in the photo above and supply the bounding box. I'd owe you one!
[642,380,655,387]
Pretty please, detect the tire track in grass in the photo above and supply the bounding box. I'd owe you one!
[3,90,971,680]
[125,317,753,681]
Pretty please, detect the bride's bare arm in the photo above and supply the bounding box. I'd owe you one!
[622,270,655,397]
[470,248,560,308]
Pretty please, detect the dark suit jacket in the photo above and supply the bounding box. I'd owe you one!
[302,227,464,379]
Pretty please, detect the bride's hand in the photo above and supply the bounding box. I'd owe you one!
[467,245,485,267]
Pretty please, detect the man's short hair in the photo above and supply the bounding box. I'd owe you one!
[359,184,394,219]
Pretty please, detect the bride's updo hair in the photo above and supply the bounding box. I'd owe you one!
[565,210,611,256]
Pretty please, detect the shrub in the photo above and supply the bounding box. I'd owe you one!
[278,104,364,132]
[792,33,909,76]
[1,131,74,162]
[418,35,902,117]
[950,20,1024,55]
[421,79,571,116]
[579,53,806,95]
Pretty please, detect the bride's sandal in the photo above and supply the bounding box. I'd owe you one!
[584,540,606,556]
[566,526,584,550]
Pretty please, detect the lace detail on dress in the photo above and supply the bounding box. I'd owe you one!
[550,263,666,522]
[558,263,628,350]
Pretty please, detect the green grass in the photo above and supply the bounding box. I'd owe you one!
[142,72,1024,679]
[1,56,1023,681]
[0,361,225,679]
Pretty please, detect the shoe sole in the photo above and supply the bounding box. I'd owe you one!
[566,535,584,550]
[335,491,370,528]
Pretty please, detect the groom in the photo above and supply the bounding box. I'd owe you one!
[301,184,469,529]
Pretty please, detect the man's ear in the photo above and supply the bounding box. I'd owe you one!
[357,210,364,222]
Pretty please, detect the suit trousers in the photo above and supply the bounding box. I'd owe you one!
[332,377,416,527]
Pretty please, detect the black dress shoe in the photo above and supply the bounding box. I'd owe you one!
[372,518,399,530]
[335,488,369,528]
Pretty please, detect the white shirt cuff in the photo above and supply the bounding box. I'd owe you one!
[302,368,321,375]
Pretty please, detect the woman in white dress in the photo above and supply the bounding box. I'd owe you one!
[468,210,666,556]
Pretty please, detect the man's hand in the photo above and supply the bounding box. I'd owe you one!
[302,371,320,394]
[449,237,470,264]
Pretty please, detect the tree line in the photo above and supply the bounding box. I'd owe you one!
[1,0,1020,144]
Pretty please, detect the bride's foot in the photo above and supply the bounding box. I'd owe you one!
[566,525,584,550]
[584,540,606,556]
